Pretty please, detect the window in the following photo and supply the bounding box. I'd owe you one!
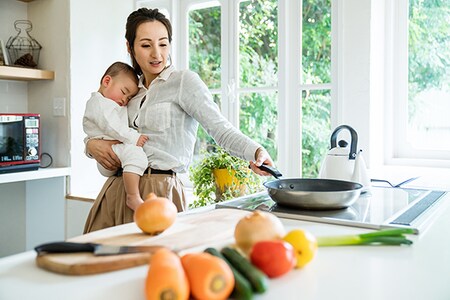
[238,1,278,162]
[183,0,280,165]
[300,0,332,176]
[186,2,222,153]
[391,0,450,166]
[180,0,333,177]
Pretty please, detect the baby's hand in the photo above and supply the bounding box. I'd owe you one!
[136,135,149,147]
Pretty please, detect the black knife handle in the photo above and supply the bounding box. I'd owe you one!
[34,242,98,255]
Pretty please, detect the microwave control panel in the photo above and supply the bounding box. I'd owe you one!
[25,116,40,161]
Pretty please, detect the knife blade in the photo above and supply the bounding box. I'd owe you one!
[34,241,166,256]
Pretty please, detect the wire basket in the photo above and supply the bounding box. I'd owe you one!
[6,20,42,68]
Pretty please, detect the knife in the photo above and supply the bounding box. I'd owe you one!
[34,241,166,256]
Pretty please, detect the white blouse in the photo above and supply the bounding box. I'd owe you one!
[127,65,261,173]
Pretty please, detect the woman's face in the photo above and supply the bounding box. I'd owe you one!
[132,20,171,85]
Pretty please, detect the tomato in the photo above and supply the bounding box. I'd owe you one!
[249,240,296,278]
[283,229,318,268]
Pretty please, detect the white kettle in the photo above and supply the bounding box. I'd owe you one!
[318,125,371,192]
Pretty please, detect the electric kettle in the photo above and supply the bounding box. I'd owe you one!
[318,125,371,192]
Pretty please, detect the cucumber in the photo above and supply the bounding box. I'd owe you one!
[221,247,269,294]
[204,247,254,300]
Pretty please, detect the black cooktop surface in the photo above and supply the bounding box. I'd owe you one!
[216,186,446,233]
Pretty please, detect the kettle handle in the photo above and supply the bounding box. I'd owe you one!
[330,125,358,160]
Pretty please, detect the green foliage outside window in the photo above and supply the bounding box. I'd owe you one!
[302,0,332,177]
[188,7,221,89]
[239,92,278,161]
[408,0,450,120]
[188,0,333,184]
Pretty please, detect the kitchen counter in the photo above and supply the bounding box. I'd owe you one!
[1,193,450,300]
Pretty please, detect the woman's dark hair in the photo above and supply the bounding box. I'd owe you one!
[125,8,172,76]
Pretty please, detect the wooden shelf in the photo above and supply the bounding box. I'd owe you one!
[0,65,54,81]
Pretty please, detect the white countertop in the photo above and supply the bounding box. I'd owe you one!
[0,167,71,184]
[1,193,450,300]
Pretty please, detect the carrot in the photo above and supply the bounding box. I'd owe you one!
[181,252,234,300]
[145,248,190,300]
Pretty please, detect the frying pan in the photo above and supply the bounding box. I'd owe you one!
[259,165,363,210]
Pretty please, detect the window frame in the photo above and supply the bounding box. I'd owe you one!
[387,0,450,168]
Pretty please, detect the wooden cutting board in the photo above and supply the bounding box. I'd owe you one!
[36,208,250,275]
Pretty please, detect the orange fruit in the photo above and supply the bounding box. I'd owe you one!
[181,252,234,300]
[134,193,177,235]
[146,248,189,300]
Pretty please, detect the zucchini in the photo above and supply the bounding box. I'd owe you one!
[221,247,269,294]
[204,247,254,300]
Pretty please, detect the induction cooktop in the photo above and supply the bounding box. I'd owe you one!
[216,186,447,233]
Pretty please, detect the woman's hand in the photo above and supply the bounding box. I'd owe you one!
[249,147,274,176]
[86,139,121,171]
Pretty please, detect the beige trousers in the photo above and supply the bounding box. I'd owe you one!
[83,171,186,233]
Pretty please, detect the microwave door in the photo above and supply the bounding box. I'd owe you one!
[0,114,40,173]
[0,119,25,163]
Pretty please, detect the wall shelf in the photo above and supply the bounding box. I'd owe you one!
[0,167,70,184]
[0,66,54,81]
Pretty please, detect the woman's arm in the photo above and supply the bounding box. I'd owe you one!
[179,72,259,160]
[86,139,121,171]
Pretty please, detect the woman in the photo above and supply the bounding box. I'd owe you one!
[84,8,274,233]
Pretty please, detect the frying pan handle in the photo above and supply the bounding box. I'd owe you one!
[257,164,283,179]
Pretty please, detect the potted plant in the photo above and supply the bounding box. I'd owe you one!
[189,145,263,208]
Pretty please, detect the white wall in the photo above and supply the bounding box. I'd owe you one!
[0,1,28,113]
[337,0,372,162]
[28,0,71,168]
[369,0,387,168]
[337,0,389,169]
[69,0,136,197]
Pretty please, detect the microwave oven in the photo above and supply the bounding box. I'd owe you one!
[0,113,40,174]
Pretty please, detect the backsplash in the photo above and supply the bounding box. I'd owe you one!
[0,80,28,112]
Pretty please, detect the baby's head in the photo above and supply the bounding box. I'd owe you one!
[99,62,139,106]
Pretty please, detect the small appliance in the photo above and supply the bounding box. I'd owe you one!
[318,125,371,192]
[0,113,40,173]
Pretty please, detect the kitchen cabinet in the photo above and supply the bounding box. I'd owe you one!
[65,196,93,238]
[0,168,70,258]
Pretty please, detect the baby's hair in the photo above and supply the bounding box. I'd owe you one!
[101,61,138,84]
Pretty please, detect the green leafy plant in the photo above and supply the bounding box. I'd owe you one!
[189,146,263,208]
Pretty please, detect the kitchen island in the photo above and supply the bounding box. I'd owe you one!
[1,192,450,300]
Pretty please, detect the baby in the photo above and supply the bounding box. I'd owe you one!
[83,61,148,210]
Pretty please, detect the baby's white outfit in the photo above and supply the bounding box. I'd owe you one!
[83,92,148,176]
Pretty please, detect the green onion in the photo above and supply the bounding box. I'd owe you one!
[317,228,415,247]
